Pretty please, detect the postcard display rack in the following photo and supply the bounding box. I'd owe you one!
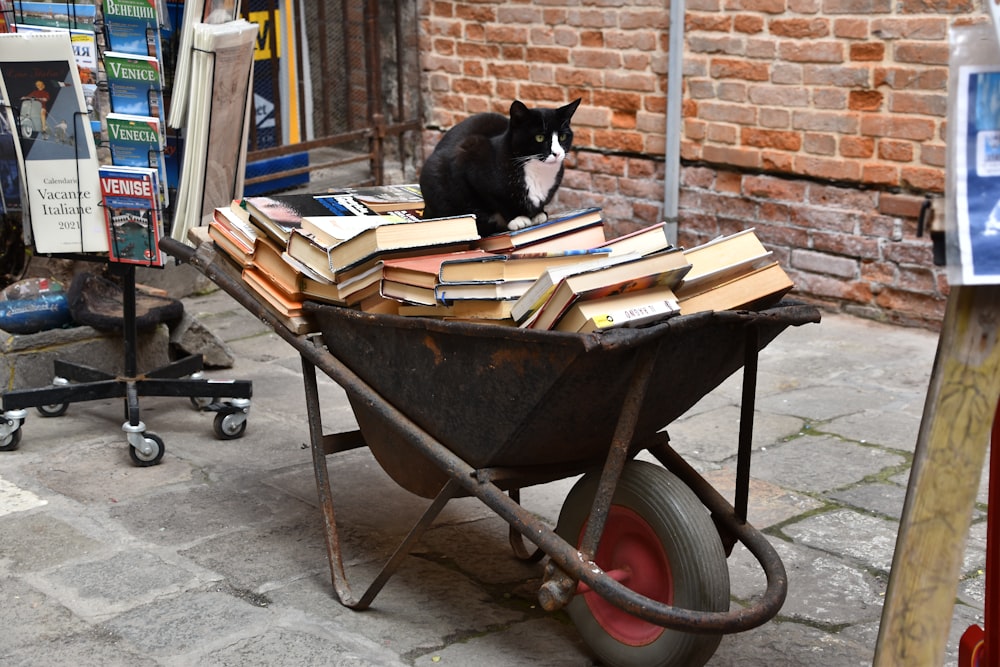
[0,4,252,465]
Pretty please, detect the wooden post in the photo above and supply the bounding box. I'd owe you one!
[874,285,1000,665]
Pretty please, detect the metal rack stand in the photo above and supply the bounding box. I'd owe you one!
[0,259,253,465]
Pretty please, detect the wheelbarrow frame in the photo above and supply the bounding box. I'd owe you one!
[162,237,820,637]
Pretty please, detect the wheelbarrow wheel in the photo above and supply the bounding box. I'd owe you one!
[555,460,730,667]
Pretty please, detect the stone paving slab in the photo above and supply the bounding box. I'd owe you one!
[0,287,988,667]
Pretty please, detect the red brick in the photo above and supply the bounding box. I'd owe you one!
[848,90,883,111]
[834,18,870,39]
[807,182,878,211]
[769,18,830,38]
[734,14,765,33]
[884,239,935,266]
[688,14,732,31]
[894,42,950,66]
[702,145,762,168]
[812,231,882,260]
[860,115,936,141]
[742,127,803,150]
[873,66,948,91]
[778,41,845,63]
[710,58,771,81]
[900,166,944,192]
[455,5,496,22]
[896,0,976,13]
[804,132,837,155]
[484,25,527,44]
[888,92,948,117]
[862,164,901,187]
[878,139,914,162]
[794,157,861,181]
[743,174,808,201]
[761,150,795,172]
[878,192,925,219]
[850,42,885,61]
[840,136,875,158]
[716,170,744,193]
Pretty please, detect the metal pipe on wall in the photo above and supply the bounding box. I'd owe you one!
[663,0,685,246]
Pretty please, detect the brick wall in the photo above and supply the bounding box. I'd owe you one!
[419,0,974,329]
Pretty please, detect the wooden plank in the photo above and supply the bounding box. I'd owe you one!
[875,285,1000,665]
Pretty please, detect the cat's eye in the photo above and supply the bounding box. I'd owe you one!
[559,132,569,142]
[535,134,545,143]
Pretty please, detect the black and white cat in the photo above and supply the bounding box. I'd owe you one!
[419,98,582,237]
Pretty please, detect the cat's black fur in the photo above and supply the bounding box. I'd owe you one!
[419,99,582,236]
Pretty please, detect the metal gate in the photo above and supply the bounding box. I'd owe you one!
[241,0,422,195]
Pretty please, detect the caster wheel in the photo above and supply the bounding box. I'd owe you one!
[129,432,165,466]
[0,427,21,451]
[189,396,212,410]
[213,412,247,440]
[556,461,730,667]
[37,403,69,418]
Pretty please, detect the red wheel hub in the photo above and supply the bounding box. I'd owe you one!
[581,504,673,646]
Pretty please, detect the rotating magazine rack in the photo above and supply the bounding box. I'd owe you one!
[0,17,252,465]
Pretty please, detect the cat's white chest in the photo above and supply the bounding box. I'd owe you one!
[522,132,565,208]
[523,159,561,208]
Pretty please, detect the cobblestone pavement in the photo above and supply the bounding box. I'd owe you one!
[0,286,984,666]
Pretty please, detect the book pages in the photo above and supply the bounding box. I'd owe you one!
[0,31,106,253]
[171,19,256,242]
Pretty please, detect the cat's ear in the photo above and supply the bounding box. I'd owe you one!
[509,100,529,122]
[560,98,582,118]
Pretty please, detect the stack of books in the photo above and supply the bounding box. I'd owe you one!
[204,186,794,332]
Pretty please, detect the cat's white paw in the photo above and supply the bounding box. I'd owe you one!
[507,213,548,231]
[507,215,533,231]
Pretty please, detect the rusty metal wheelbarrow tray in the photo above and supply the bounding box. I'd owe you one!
[309,300,816,498]
[162,237,820,652]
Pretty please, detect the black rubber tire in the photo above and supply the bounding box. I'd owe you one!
[128,432,165,466]
[36,403,69,418]
[555,460,730,667]
[0,427,21,451]
[213,412,247,440]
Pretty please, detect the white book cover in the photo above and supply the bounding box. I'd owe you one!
[0,31,106,253]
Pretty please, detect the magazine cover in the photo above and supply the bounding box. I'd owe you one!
[99,164,163,265]
[0,31,106,253]
[953,64,1000,285]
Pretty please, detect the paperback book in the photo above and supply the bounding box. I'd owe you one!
[0,31,106,253]
[105,112,167,205]
[289,213,479,279]
[325,183,423,213]
[475,207,605,252]
[242,192,341,244]
[524,249,692,330]
[99,164,163,265]
[554,285,681,333]
[102,0,164,59]
[103,51,166,132]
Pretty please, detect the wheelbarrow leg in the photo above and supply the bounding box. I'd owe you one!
[539,345,657,608]
[302,354,460,610]
[577,345,658,559]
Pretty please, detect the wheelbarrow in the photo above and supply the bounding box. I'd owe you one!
[161,237,821,667]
